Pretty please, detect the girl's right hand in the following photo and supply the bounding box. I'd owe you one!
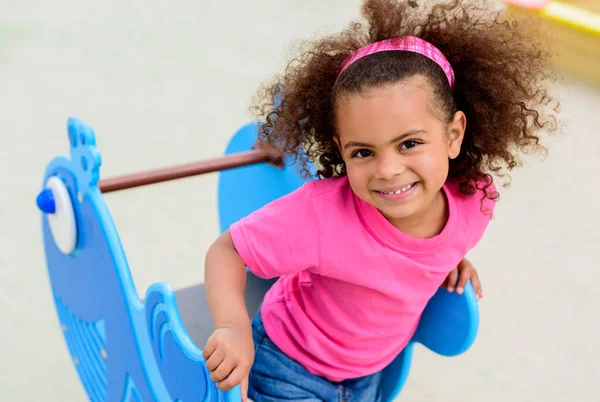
[203,324,255,401]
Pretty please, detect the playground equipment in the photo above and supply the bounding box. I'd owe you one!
[502,0,600,86]
[36,117,480,401]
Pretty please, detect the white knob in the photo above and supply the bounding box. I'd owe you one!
[44,176,77,254]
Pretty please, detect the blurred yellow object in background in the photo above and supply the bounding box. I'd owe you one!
[504,0,600,86]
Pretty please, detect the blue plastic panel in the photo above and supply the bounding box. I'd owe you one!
[38,117,240,402]
[413,281,479,356]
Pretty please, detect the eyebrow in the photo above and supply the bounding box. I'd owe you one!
[343,130,427,150]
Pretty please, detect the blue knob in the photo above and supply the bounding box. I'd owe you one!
[36,189,56,214]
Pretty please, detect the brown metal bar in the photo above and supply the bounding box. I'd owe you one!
[98,149,280,193]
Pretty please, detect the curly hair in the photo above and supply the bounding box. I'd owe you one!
[250,0,560,202]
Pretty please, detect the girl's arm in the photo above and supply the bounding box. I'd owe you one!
[202,230,254,399]
[204,230,250,328]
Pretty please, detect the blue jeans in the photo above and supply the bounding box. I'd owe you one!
[248,310,382,402]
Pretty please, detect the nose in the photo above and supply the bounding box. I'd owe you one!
[375,152,405,180]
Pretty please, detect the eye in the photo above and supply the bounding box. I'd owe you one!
[401,140,420,150]
[351,149,373,158]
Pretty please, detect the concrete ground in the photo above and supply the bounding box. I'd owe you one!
[1,1,599,400]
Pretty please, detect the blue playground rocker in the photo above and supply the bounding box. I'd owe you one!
[35,117,480,401]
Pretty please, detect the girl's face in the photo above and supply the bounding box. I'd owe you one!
[334,76,466,234]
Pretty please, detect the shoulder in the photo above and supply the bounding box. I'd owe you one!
[303,176,355,212]
[305,176,351,197]
[241,176,350,222]
[445,177,497,217]
[444,177,497,247]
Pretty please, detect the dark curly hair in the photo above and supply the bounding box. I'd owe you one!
[250,0,560,202]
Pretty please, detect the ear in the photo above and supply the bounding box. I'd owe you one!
[447,111,466,160]
[333,135,345,160]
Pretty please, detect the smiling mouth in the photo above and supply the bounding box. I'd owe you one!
[376,182,417,195]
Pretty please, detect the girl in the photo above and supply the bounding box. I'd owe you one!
[203,0,559,400]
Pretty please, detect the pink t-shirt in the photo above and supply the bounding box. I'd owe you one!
[229,176,495,382]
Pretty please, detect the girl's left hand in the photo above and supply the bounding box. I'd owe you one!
[442,258,483,300]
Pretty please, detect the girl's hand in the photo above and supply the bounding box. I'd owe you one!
[442,258,483,300]
[203,323,255,401]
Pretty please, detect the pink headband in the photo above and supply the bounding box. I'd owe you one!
[336,36,455,88]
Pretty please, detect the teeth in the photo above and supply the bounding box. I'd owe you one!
[382,183,414,195]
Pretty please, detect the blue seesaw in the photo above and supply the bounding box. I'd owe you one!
[35,117,480,401]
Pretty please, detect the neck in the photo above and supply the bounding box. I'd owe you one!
[385,190,448,239]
